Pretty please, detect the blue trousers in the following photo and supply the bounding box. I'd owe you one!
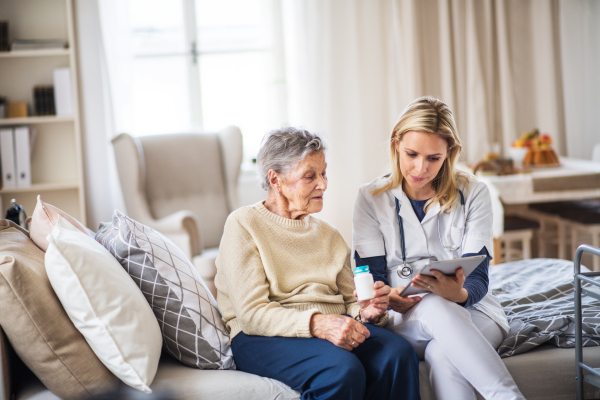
[232,323,420,400]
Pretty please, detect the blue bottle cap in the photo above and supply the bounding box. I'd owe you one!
[353,265,370,275]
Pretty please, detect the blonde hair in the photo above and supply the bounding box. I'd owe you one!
[373,96,470,213]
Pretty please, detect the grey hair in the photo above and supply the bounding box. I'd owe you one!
[256,126,326,191]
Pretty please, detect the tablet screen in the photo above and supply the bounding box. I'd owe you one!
[398,255,487,297]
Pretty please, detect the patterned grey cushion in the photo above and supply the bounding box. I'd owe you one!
[95,210,235,370]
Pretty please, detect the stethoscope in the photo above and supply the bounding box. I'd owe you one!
[395,190,465,278]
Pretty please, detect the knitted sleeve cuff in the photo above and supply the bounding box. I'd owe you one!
[296,309,321,338]
[354,309,389,327]
[373,311,389,327]
[346,303,362,320]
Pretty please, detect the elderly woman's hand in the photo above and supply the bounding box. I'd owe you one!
[389,287,421,314]
[310,314,370,351]
[354,281,390,323]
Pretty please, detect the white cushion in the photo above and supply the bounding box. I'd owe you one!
[45,217,163,393]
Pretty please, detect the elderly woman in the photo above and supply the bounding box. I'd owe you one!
[215,127,420,400]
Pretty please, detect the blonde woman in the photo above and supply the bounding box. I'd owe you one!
[352,97,524,399]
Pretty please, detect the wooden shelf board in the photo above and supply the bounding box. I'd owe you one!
[0,49,71,58]
[0,182,80,194]
[0,116,75,126]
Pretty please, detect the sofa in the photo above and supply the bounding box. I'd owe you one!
[2,203,600,399]
[3,324,600,400]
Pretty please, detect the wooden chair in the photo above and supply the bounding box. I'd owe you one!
[565,144,600,269]
[563,207,600,271]
[528,200,600,269]
[486,183,539,264]
[501,216,540,262]
[527,202,572,259]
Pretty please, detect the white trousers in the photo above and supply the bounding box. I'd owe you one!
[386,294,525,400]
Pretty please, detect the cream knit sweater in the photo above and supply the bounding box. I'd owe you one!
[215,202,387,340]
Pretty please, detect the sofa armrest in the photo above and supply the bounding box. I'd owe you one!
[0,327,10,400]
[141,210,203,261]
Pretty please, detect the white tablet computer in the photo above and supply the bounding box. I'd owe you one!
[398,254,487,297]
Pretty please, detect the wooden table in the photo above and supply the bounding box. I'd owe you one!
[475,157,600,205]
[466,157,600,264]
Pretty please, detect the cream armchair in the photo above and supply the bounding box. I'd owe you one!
[111,126,243,295]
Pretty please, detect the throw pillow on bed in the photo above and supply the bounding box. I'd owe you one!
[46,216,163,393]
[95,209,235,370]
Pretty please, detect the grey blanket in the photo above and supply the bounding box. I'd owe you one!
[489,258,600,358]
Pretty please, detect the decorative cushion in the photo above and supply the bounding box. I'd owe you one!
[28,195,92,252]
[46,216,163,393]
[0,219,118,399]
[95,210,235,370]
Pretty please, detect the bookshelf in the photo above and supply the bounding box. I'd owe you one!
[0,0,86,225]
[0,182,79,194]
[0,48,72,59]
[0,115,75,126]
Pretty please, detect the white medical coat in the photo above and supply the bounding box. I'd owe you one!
[352,176,509,334]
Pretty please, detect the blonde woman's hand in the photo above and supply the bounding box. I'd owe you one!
[389,286,421,313]
[411,268,469,304]
[354,281,390,323]
[310,314,370,351]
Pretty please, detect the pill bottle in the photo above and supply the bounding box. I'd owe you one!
[353,265,374,301]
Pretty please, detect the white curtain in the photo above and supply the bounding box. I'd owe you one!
[281,0,600,243]
[560,0,600,159]
[79,0,599,238]
[96,1,136,135]
[282,0,395,244]
[75,0,127,229]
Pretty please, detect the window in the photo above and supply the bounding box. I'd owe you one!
[128,0,287,161]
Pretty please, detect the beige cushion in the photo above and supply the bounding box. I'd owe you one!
[0,219,118,399]
[418,344,600,400]
[149,355,299,400]
[46,217,163,393]
[15,355,300,400]
[28,195,92,252]
[500,345,600,400]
